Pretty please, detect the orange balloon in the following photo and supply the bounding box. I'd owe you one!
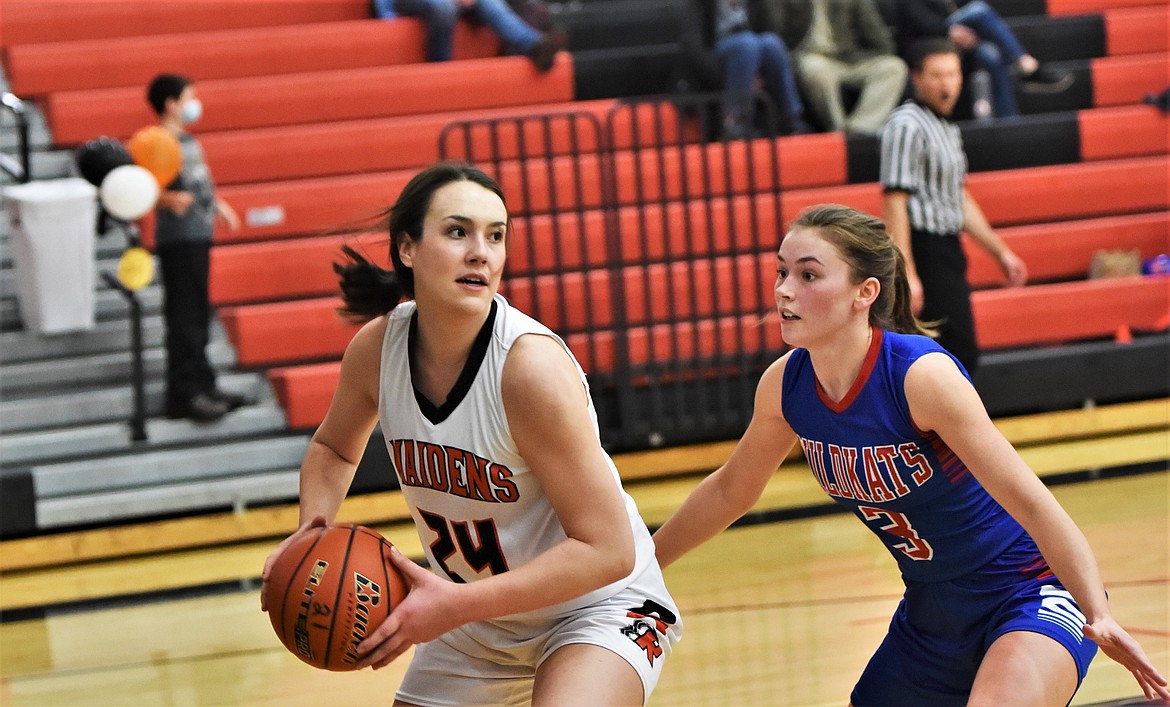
[128,125,183,187]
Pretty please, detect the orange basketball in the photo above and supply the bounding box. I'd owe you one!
[265,523,408,671]
[127,125,183,187]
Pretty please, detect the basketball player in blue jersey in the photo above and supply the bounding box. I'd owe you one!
[260,163,680,705]
[653,204,1168,704]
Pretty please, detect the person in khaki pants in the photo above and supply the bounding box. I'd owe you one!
[763,0,907,134]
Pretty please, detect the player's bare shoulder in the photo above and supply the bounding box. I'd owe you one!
[754,350,794,414]
[501,333,580,398]
[346,314,390,356]
[338,314,391,396]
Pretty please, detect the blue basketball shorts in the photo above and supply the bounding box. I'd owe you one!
[850,538,1099,706]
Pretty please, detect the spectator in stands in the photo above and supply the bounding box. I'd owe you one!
[760,0,907,134]
[371,0,566,71]
[146,73,247,422]
[892,0,1073,119]
[880,39,1027,375]
[678,0,814,138]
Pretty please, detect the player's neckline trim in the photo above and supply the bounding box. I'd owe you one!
[409,299,498,424]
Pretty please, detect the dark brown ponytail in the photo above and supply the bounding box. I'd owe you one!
[334,245,405,323]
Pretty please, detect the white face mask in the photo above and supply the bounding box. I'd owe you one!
[180,98,203,125]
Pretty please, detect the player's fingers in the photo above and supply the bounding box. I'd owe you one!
[1140,664,1170,701]
[259,552,283,611]
[1139,675,1155,702]
[387,546,427,586]
[356,633,407,670]
[371,638,412,670]
[356,613,400,656]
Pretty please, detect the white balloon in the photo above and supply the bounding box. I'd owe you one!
[99,164,160,221]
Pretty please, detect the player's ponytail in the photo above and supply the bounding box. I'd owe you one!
[335,245,405,322]
[889,247,936,336]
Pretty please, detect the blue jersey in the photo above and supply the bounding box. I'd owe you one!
[781,329,1027,583]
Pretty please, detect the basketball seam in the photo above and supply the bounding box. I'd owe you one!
[274,525,327,656]
[321,524,357,670]
[381,537,393,614]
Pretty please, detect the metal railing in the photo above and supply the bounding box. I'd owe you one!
[1,92,32,183]
[440,93,788,452]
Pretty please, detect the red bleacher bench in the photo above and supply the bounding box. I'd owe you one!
[0,0,370,45]
[966,211,1170,288]
[4,20,500,96]
[200,99,711,186]
[1091,53,1170,108]
[1048,0,1170,16]
[45,55,575,145]
[973,275,1170,349]
[1078,105,1169,161]
[1104,6,1169,55]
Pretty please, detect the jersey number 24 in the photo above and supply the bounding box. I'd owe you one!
[420,509,510,583]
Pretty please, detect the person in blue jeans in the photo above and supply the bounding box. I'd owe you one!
[895,0,1072,118]
[680,0,813,137]
[372,0,566,70]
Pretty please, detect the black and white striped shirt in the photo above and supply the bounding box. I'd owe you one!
[880,100,967,236]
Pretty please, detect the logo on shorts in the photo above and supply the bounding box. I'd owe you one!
[622,600,676,667]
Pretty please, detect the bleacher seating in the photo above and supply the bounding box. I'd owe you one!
[0,0,1167,542]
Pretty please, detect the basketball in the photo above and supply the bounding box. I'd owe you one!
[265,523,408,671]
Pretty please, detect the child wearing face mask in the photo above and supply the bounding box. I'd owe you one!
[145,73,245,422]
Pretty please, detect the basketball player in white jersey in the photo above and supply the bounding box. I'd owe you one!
[261,162,681,706]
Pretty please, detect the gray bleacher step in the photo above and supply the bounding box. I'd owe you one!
[30,434,311,499]
[1,404,289,466]
[0,312,167,363]
[0,370,267,433]
[36,468,302,529]
[0,340,236,394]
[1,281,163,330]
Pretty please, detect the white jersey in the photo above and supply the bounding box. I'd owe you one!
[378,294,659,620]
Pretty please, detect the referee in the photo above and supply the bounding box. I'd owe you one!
[880,38,1026,376]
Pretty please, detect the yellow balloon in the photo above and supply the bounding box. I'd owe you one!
[117,247,155,291]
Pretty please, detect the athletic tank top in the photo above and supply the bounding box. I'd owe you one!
[781,329,1026,583]
[379,294,658,618]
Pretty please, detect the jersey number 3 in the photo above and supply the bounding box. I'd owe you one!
[420,509,510,583]
[858,506,934,561]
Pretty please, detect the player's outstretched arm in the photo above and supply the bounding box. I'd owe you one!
[653,354,799,569]
[905,353,1169,700]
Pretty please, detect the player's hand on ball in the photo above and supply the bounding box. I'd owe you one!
[1082,616,1170,701]
[353,546,469,670]
[259,514,326,612]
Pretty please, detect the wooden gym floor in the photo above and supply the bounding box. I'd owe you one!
[0,401,1167,706]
